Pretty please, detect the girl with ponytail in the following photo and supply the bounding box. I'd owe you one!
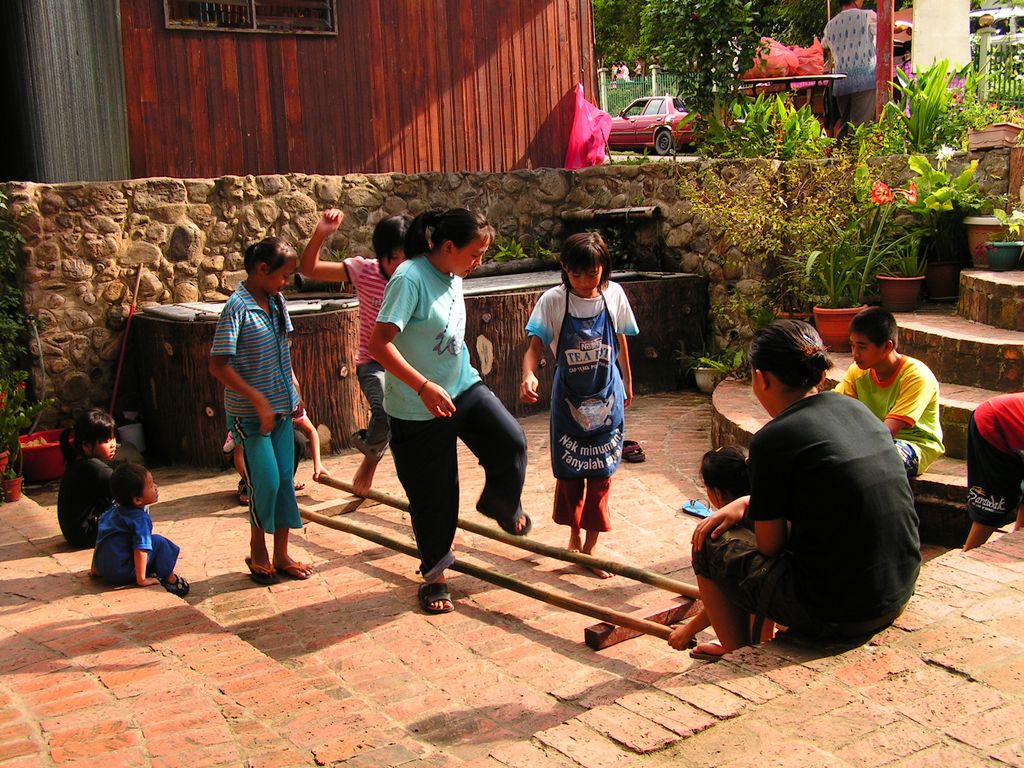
[368,208,532,615]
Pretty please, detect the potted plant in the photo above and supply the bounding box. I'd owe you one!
[986,208,1024,271]
[877,234,927,312]
[805,176,907,351]
[687,348,745,394]
[898,151,985,300]
[0,371,52,503]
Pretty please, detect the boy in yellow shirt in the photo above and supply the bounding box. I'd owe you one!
[833,307,944,476]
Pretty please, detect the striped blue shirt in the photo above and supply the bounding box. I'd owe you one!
[211,283,299,419]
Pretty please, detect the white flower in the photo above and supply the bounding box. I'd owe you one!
[936,145,955,164]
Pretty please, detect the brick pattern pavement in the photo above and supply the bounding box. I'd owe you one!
[3,393,1024,767]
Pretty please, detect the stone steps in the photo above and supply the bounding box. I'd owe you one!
[959,268,1024,331]
[892,308,1024,392]
[710,379,969,547]
[826,353,1003,460]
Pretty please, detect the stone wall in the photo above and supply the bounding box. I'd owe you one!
[6,149,1009,424]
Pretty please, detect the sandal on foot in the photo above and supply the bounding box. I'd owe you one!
[275,561,313,580]
[497,509,532,537]
[689,642,727,661]
[159,574,190,597]
[418,582,455,614]
[623,440,646,463]
[293,481,306,492]
[245,557,279,585]
[237,479,250,506]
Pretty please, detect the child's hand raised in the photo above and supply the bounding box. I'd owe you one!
[317,208,343,236]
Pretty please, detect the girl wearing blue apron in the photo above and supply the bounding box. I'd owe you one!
[521,232,638,577]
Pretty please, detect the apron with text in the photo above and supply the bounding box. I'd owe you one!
[550,290,624,480]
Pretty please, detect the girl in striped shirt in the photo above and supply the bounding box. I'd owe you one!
[210,237,314,585]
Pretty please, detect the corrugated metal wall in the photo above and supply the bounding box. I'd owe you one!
[119,0,594,177]
[2,0,130,182]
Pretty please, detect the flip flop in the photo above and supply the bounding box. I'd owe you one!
[418,582,455,614]
[159,574,190,597]
[245,557,279,585]
[623,440,646,463]
[497,509,532,537]
[275,561,313,580]
[293,482,306,491]
[237,479,250,506]
[689,642,727,661]
[682,499,713,519]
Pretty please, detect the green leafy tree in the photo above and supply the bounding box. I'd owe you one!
[641,0,762,119]
[593,0,649,68]
[0,190,29,372]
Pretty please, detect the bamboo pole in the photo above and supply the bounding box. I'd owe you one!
[316,474,699,599]
[300,506,673,641]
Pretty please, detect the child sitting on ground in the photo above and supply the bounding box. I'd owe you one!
[669,446,751,651]
[833,307,944,476]
[57,409,118,548]
[90,463,189,597]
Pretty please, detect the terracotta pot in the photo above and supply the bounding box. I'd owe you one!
[2,476,23,503]
[967,122,1023,150]
[812,305,866,352]
[877,275,925,312]
[964,216,1005,268]
[924,261,961,301]
[987,242,1023,271]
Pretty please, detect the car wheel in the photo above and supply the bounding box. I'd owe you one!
[654,129,674,156]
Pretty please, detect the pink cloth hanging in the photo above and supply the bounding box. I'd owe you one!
[564,82,611,170]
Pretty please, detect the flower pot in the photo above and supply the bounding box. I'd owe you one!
[967,122,1023,150]
[877,275,925,312]
[694,367,726,394]
[987,241,1023,271]
[924,261,961,301]
[812,305,866,352]
[19,429,65,482]
[2,475,23,503]
[964,215,1006,268]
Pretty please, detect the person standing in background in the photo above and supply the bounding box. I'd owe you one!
[823,0,877,140]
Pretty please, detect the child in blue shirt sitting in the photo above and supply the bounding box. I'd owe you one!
[90,463,189,597]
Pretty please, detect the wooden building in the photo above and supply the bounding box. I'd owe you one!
[1,0,595,182]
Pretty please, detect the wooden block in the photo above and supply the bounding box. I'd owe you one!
[584,596,700,650]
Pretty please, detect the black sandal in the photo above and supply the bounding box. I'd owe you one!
[623,440,646,463]
[418,582,455,614]
[159,574,190,597]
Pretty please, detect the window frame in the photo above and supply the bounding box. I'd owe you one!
[164,0,338,35]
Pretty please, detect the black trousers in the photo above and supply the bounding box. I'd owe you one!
[389,383,527,581]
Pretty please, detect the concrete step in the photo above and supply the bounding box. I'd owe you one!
[826,353,1004,460]
[891,308,1024,392]
[959,269,1024,331]
[710,379,969,547]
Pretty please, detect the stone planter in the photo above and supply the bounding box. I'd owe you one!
[877,275,925,312]
[964,215,1005,268]
[812,305,866,352]
[987,241,1023,271]
[967,122,1023,150]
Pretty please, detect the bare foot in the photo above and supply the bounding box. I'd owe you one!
[586,565,614,579]
[352,455,379,498]
[690,642,728,661]
[568,532,582,552]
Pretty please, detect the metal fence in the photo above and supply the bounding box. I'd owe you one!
[981,40,1024,106]
[599,70,695,115]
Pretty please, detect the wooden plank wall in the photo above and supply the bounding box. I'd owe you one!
[120,0,594,178]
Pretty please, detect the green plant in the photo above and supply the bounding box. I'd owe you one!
[883,60,969,153]
[0,370,53,478]
[701,94,834,161]
[880,233,927,277]
[641,0,762,121]
[0,190,30,372]
[899,152,984,262]
[994,208,1024,240]
[489,236,554,263]
[687,348,745,375]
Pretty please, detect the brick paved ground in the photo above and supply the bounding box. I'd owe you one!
[2,393,1023,767]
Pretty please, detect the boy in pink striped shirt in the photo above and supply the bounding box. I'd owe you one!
[300,209,408,495]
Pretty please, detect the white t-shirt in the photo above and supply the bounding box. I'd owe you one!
[525,282,639,355]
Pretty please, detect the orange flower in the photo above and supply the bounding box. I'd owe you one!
[870,181,894,205]
[902,181,918,205]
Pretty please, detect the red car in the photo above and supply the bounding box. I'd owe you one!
[608,96,696,155]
